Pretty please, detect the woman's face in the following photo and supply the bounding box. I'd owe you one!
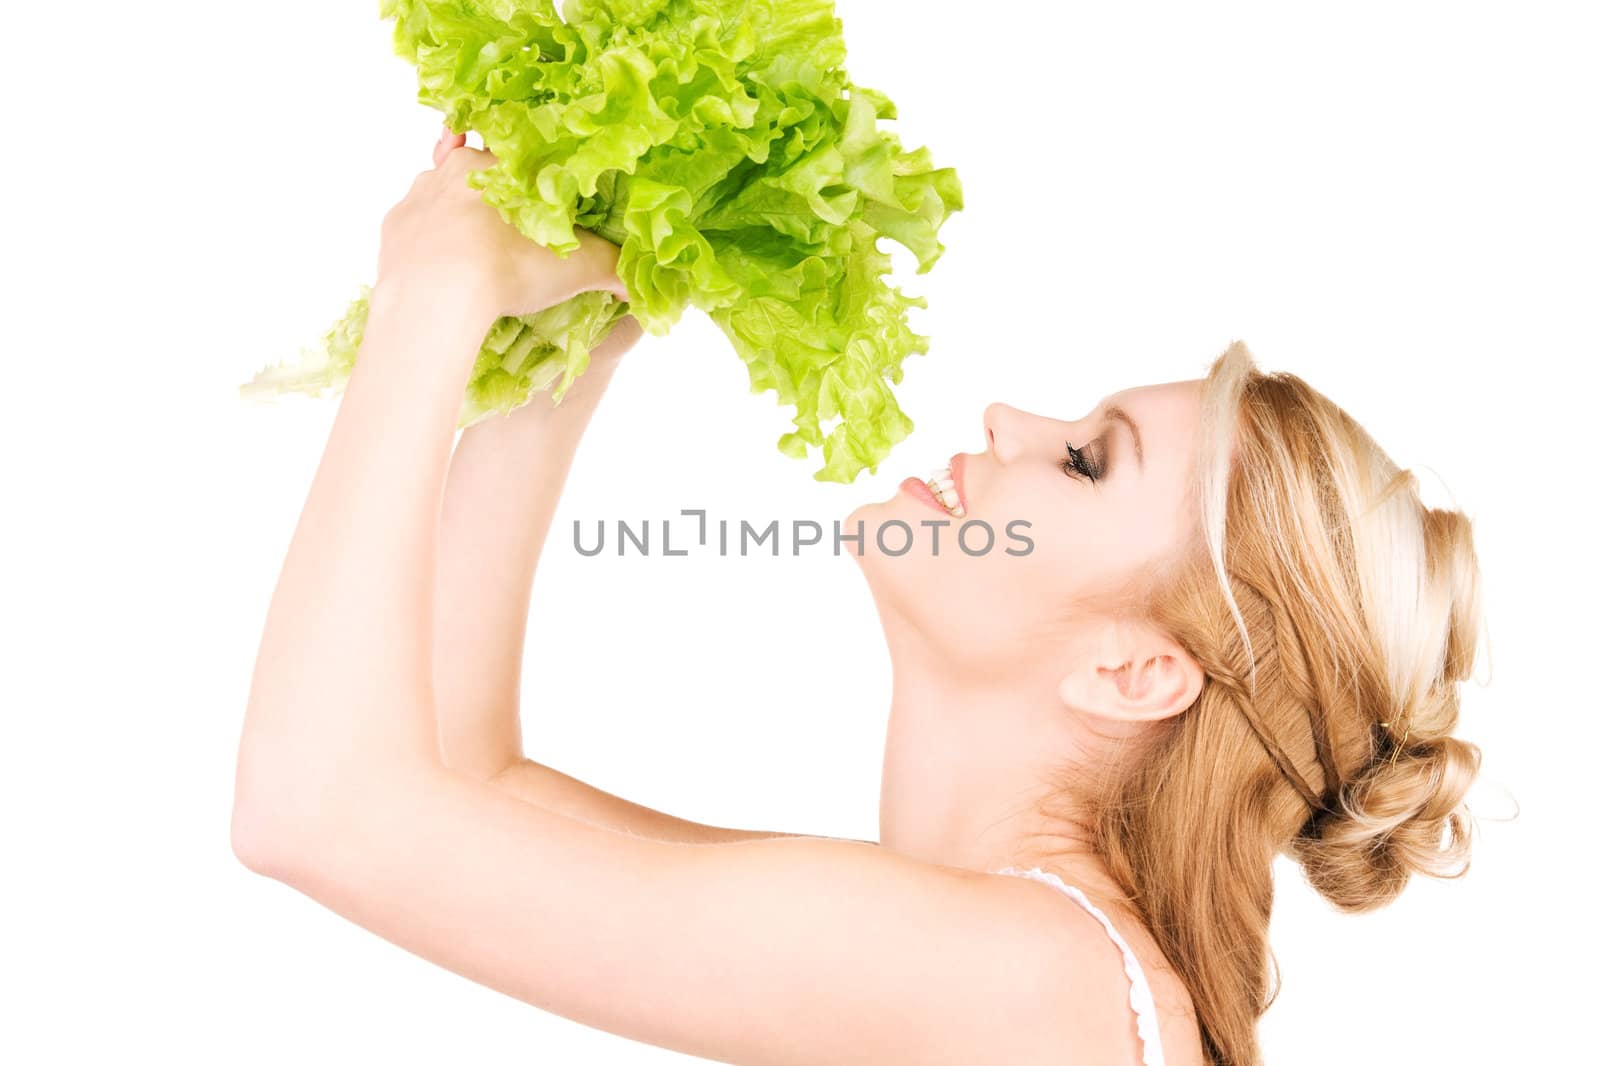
[848,379,1207,675]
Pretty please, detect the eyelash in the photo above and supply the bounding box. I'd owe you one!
[1059,440,1103,483]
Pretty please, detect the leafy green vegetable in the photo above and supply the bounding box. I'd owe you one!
[239,0,962,483]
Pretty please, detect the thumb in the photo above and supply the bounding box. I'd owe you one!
[556,229,632,305]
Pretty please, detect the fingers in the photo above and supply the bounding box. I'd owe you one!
[432,124,468,168]
[555,230,632,305]
[439,145,500,177]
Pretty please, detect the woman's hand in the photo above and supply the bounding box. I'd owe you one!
[374,125,633,336]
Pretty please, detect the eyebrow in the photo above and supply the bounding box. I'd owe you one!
[1101,404,1144,471]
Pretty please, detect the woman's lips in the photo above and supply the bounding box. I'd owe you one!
[900,458,966,518]
[899,477,952,515]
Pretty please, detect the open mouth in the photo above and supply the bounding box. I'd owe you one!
[921,465,965,517]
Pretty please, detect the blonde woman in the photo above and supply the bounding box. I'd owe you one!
[234,129,1485,1066]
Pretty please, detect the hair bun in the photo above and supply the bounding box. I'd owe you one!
[1289,733,1482,912]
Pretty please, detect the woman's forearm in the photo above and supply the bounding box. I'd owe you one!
[235,282,491,837]
[432,317,640,780]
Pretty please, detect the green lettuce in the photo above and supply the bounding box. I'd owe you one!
[239,0,962,483]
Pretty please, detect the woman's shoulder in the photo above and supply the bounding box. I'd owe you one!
[980,870,1206,1065]
[1120,916,1206,1066]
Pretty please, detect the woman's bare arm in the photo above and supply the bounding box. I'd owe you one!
[430,317,639,782]
[231,289,1066,1062]
[239,776,1089,1066]
[430,319,829,845]
[484,760,799,843]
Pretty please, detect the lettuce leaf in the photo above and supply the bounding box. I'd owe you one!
[239,0,962,483]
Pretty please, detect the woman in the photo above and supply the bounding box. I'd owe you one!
[233,127,1485,1066]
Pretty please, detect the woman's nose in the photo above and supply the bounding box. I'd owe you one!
[982,402,1023,463]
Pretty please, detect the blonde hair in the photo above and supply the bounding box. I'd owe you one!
[1039,341,1487,1065]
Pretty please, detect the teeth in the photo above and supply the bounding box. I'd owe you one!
[922,465,964,518]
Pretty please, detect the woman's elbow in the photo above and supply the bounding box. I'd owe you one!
[229,753,306,877]
[230,793,286,876]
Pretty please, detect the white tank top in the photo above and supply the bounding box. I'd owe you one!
[991,866,1166,1066]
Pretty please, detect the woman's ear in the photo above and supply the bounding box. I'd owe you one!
[1057,620,1204,724]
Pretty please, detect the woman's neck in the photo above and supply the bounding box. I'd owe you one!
[875,653,1128,903]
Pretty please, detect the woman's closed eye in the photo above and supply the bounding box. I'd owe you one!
[1059,440,1104,483]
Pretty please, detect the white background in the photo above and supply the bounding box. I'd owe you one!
[3,1,1594,1062]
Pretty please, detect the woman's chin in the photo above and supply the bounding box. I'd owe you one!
[844,496,936,579]
[843,495,912,556]
[842,500,877,570]
[844,495,891,530]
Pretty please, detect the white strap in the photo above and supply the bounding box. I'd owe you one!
[993,866,1166,1066]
